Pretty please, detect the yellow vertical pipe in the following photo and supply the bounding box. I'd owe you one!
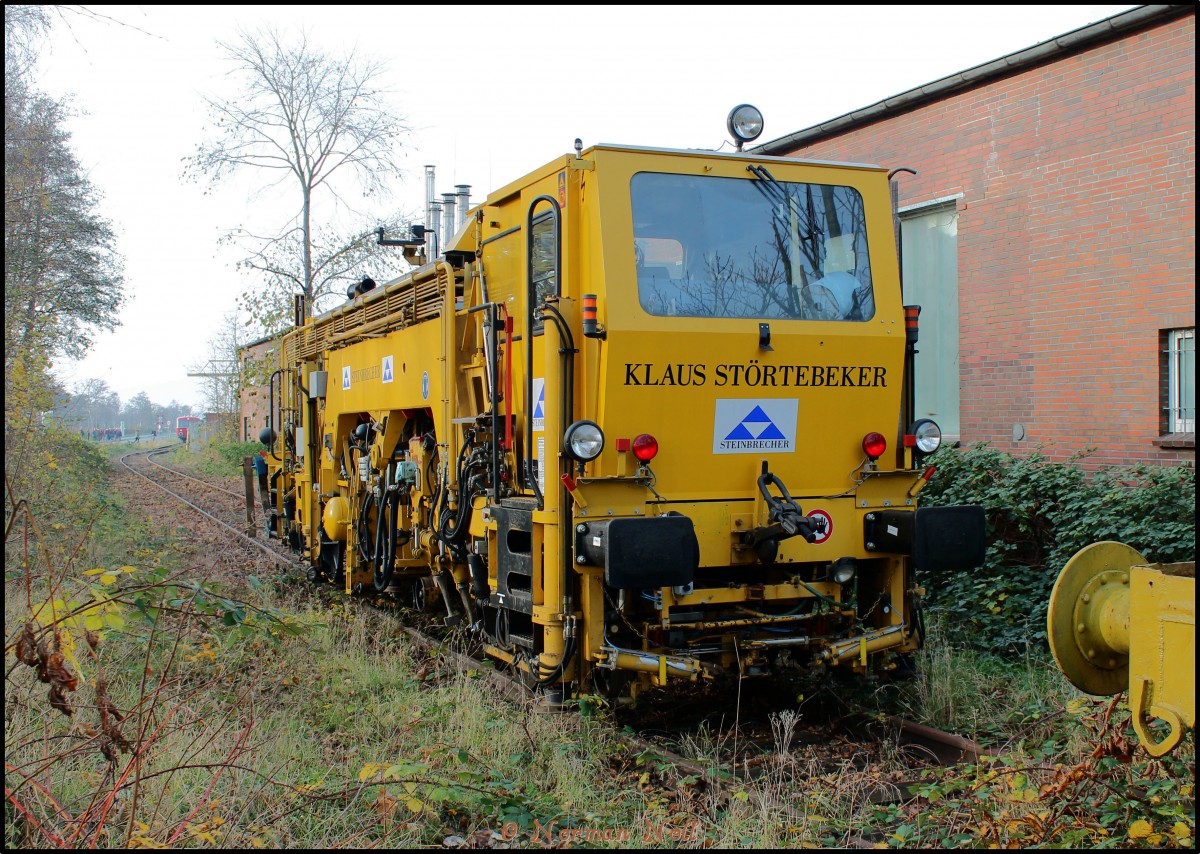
[537,291,566,673]
[439,262,459,487]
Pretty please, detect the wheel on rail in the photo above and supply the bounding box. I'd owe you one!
[316,539,344,586]
[410,577,439,612]
[590,667,634,701]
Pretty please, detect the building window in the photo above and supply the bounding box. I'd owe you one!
[900,201,961,442]
[1164,327,1194,434]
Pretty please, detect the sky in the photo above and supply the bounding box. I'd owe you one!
[32,4,1138,411]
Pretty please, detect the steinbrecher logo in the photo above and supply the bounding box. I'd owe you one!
[713,399,798,454]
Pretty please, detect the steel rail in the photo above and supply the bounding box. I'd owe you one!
[119,447,291,566]
[144,446,246,499]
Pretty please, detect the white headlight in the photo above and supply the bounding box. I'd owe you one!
[910,419,942,455]
[727,104,764,144]
[564,420,604,462]
[832,558,857,585]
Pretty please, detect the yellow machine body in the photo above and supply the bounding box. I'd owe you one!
[1048,541,1196,756]
[261,142,986,700]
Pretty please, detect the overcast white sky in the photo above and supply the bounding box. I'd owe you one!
[34,4,1137,411]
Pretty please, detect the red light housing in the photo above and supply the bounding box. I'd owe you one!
[632,433,659,462]
[862,432,887,460]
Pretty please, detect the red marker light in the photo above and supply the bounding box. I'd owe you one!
[632,433,659,462]
[862,432,887,460]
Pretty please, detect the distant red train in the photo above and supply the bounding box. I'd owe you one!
[175,415,202,442]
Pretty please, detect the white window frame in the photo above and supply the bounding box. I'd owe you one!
[1167,327,1195,433]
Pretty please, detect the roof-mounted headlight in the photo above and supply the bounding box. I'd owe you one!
[909,418,942,457]
[563,420,604,462]
[727,104,764,151]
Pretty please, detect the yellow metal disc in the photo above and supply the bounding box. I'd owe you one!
[1047,541,1145,696]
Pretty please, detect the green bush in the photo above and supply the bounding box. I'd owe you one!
[917,444,1195,653]
[4,426,111,558]
[185,439,265,477]
[214,440,265,471]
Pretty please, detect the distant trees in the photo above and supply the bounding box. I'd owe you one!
[4,5,126,428]
[185,28,411,331]
[68,377,121,432]
[121,392,155,434]
[51,379,193,436]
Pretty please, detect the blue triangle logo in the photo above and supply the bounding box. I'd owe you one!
[724,405,785,441]
[533,386,545,418]
[724,423,755,440]
[757,422,786,440]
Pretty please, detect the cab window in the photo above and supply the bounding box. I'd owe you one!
[631,172,874,321]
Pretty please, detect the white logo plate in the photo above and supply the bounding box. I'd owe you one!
[712,398,798,454]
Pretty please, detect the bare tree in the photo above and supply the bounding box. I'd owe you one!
[229,218,411,332]
[63,377,121,433]
[4,5,50,81]
[190,313,251,438]
[185,28,410,327]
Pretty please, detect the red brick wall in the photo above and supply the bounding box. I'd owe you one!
[780,15,1195,469]
[239,340,275,443]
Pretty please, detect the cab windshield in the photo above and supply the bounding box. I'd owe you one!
[631,171,874,321]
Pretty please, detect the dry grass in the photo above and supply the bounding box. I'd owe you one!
[6,436,1194,848]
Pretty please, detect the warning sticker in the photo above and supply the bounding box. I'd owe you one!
[712,399,798,454]
[807,508,833,545]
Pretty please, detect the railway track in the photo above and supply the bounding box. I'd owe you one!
[120,444,1001,834]
[117,445,290,567]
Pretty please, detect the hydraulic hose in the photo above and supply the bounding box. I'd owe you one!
[374,486,398,592]
[357,490,377,565]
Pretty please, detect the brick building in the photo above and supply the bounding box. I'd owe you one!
[238,335,276,443]
[757,5,1194,468]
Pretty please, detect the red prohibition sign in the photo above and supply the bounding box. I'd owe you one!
[808,509,833,544]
